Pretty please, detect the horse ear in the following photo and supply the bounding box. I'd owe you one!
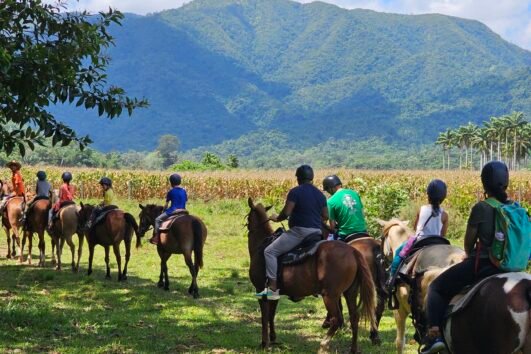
[139,204,144,210]
[247,197,254,209]
[265,205,273,212]
[375,218,387,226]
[80,201,84,208]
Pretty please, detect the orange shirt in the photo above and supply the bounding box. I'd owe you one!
[53,183,75,211]
[11,171,25,196]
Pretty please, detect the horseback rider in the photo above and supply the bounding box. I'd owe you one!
[35,171,52,198]
[390,179,449,278]
[149,173,188,245]
[86,177,116,229]
[255,165,328,300]
[421,162,512,354]
[48,172,75,230]
[0,160,26,215]
[322,175,367,241]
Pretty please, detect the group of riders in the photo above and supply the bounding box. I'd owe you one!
[0,159,529,354]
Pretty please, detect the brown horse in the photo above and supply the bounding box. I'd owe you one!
[1,196,25,262]
[247,198,376,353]
[78,203,141,281]
[138,204,207,298]
[443,272,531,354]
[23,198,51,266]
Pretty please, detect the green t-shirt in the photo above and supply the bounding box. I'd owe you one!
[103,188,114,206]
[327,188,367,238]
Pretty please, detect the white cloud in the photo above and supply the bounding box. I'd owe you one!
[61,0,531,50]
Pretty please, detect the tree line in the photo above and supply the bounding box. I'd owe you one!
[435,112,530,170]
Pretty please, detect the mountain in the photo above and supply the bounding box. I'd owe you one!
[55,0,531,154]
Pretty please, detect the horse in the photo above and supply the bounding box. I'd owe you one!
[247,198,376,353]
[322,229,388,345]
[138,204,207,298]
[377,218,464,354]
[78,203,141,281]
[49,191,83,271]
[442,272,531,354]
[1,196,25,262]
[22,197,51,266]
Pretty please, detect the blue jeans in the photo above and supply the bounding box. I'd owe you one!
[390,242,406,276]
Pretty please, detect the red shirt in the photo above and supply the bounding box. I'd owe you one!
[11,171,25,196]
[53,183,75,211]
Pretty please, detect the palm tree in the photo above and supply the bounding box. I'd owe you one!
[506,112,528,170]
[484,119,497,161]
[435,129,454,169]
[472,128,490,168]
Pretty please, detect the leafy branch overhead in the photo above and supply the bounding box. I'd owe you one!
[0,0,148,155]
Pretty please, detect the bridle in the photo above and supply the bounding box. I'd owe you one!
[138,211,156,236]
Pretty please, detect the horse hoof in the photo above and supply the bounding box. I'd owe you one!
[120,275,127,281]
[164,286,169,291]
[55,266,61,271]
[192,292,200,299]
[322,320,330,329]
[105,275,111,280]
[370,336,381,346]
[157,282,164,288]
[6,254,11,259]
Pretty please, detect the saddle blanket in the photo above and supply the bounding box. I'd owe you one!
[160,210,189,232]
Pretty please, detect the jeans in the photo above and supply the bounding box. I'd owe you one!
[154,213,170,234]
[264,226,321,281]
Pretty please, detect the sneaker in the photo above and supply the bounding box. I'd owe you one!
[255,288,280,300]
[420,337,446,354]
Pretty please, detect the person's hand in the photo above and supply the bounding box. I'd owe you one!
[269,214,279,222]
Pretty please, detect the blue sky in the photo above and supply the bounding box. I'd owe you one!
[62,0,531,50]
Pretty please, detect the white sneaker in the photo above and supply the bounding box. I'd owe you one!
[255,288,280,300]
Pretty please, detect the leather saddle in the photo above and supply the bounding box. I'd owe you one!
[92,205,119,228]
[160,210,190,232]
[279,233,325,266]
[344,232,370,243]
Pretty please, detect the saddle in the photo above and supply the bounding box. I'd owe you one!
[344,232,370,243]
[159,210,189,232]
[278,234,325,266]
[91,205,119,229]
[53,201,76,221]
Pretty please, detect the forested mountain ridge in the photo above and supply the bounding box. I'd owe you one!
[56,0,531,153]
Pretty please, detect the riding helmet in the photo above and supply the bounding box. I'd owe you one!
[481,161,509,193]
[36,171,47,181]
[427,179,447,201]
[295,165,314,182]
[322,175,342,192]
[61,172,73,182]
[99,177,112,187]
[169,173,182,186]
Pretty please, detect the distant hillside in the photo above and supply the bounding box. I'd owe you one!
[55,0,531,153]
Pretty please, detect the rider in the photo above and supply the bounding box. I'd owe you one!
[25,171,52,218]
[322,175,367,241]
[390,179,449,277]
[48,172,75,229]
[255,165,328,300]
[0,161,25,214]
[420,162,510,354]
[87,177,116,229]
[150,173,188,245]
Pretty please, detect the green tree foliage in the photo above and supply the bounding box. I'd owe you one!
[0,0,147,155]
[227,154,239,168]
[156,134,180,168]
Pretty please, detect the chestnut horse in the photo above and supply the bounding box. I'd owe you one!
[78,203,141,281]
[138,204,207,298]
[247,198,376,353]
[23,198,51,266]
[378,218,464,353]
[1,196,25,262]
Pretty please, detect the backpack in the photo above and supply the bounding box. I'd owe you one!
[484,198,531,272]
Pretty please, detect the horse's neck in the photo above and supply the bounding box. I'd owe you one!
[389,228,410,255]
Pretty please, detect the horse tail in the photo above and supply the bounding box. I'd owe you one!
[353,247,377,329]
[192,217,203,269]
[373,243,388,298]
[124,213,141,248]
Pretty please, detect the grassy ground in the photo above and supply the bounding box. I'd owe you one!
[0,198,418,353]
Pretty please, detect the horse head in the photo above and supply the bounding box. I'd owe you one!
[77,202,95,232]
[138,204,163,237]
[246,198,273,244]
[376,218,412,260]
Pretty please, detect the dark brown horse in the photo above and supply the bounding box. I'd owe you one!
[23,198,51,266]
[138,204,207,298]
[246,198,376,353]
[78,203,141,281]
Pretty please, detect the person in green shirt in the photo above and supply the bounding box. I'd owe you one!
[322,175,367,241]
[99,177,114,206]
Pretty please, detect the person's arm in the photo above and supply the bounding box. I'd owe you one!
[270,200,295,223]
[464,225,478,257]
[440,210,449,237]
[321,206,329,223]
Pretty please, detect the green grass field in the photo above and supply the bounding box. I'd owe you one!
[0,199,418,353]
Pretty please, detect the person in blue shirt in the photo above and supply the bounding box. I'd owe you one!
[150,174,188,245]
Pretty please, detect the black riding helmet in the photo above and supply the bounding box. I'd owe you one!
[169,174,182,186]
[36,171,46,181]
[99,177,112,187]
[427,179,447,201]
[295,165,314,182]
[61,172,72,183]
[481,161,509,193]
[323,175,342,193]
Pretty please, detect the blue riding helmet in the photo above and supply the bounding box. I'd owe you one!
[36,171,47,181]
[169,174,182,186]
[427,179,447,201]
[61,172,73,183]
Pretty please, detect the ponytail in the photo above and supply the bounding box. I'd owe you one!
[486,187,508,203]
[429,197,442,217]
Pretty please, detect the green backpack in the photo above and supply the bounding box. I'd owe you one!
[484,198,531,272]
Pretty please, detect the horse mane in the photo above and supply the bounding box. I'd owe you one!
[382,218,411,237]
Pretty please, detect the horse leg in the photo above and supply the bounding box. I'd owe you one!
[344,285,361,354]
[50,237,57,265]
[6,227,11,259]
[27,230,33,265]
[370,290,385,345]
[13,227,22,263]
[21,230,28,263]
[319,294,342,353]
[65,236,76,272]
[113,243,123,281]
[76,233,84,272]
[38,230,45,267]
[87,243,95,276]
[394,286,409,354]
[268,299,279,344]
[163,255,170,291]
[104,245,111,279]
[122,238,131,281]
[157,247,164,288]
[184,251,199,298]
[56,237,65,271]
[258,299,270,348]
